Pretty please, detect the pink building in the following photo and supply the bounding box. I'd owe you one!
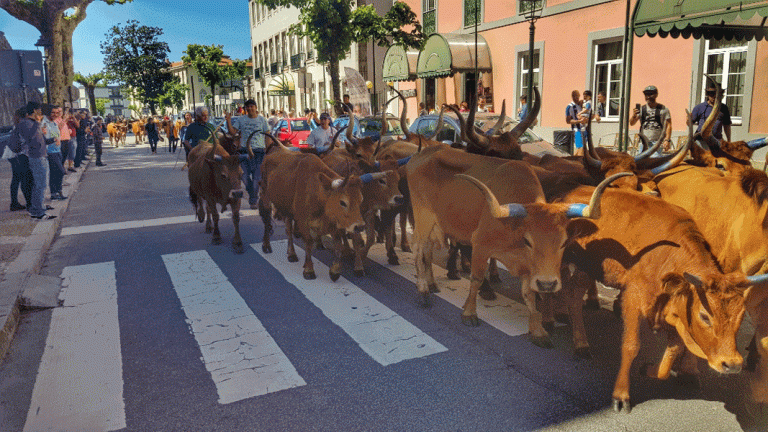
[385,0,768,148]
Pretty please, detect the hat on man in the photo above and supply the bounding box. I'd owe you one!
[319,112,331,120]
[643,85,658,94]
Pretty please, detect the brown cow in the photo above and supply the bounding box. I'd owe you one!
[259,140,373,281]
[407,143,629,347]
[187,134,253,254]
[107,122,127,148]
[556,185,754,413]
[132,119,146,145]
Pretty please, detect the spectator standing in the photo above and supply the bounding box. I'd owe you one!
[4,108,33,211]
[92,117,106,166]
[145,117,160,154]
[74,110,89,168]
[65,108,79,172]
[267,109,278,131]
[418,102,428,117]
[341,94,354,113]
[518,95,529,122]
[305,112,336,154]
[226,99,269,209]
[566,90,586,157]
[691,82,732,142]
[42,104,67,200]
[183,107,215,159]
[459,101,469,112]
[52,106,71,168]
[179,112,192,155]
[629,85,672,154]
[9,102,57,220]
[595,91,607,121]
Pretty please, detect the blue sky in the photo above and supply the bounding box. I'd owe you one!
[0,0,253,76]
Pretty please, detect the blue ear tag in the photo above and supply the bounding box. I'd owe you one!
[505,204,527,218]
[397,156,412,166]
[747,272,768,284]
[359,173,374,184]
[747,137,768,149]
[566,203,588,218]
[374,161,381,169]
[213,155,222,162]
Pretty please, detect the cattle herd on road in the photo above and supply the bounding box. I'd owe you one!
[174,75,768,414]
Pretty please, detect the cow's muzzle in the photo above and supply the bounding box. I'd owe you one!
[390,195,405,206]
[230,189,244,200]
[535,279,560,293]
[347,223,365,234]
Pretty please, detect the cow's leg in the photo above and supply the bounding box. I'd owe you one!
[488,258,501,283]
[302,232,317,280]
[363,211,377,257]
[461,249,492,327]
[563,267,591,359]
[385,222,399,265]
[231,201,243,254]
[522,277,551,349]
[399,210,411,252]
[259,192,273,253]
[328,231,345,282]
[479,258,498,301]
[204,204,213,233]
[352,230,365,277]
[459,244,472,273]
[208,201,222,245]
[412,231,436,307]
[612,299,642,413]
[285,217,299,262]
[584,277,601,310]
[640,333,685,383]
[446,241,460,280]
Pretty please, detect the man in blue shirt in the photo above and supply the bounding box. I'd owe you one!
[691,82,732,142]
[305,113,337,154]
[226,99,269,209]
[182,107,215,160]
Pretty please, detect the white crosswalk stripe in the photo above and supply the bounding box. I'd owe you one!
[162,250,306,404]
[24,262,126,432]
[254,239,448,366]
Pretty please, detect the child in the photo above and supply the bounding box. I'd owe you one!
[578,90,593,123]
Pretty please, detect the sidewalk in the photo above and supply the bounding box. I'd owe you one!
[0,154,90,360]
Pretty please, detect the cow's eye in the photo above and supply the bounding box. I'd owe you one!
[340,200,348,208]
[699,311,712,327]
[378,179,386,185]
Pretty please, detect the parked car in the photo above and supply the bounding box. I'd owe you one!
[408,111,568,157]
[332,114,405,143]
[272,117,312,148]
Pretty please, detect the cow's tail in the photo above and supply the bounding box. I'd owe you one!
[190,187,204,223]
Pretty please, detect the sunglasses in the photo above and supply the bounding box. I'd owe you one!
[705,90,716,96]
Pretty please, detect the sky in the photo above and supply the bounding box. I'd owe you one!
[0,0,253,76]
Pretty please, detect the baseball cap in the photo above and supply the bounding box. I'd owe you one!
[643,85,658,94]
[319,112,331,120]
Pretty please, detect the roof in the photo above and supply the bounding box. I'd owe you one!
[633,0,768,40]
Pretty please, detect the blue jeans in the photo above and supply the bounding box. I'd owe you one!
[240,149,265,205]
[28,157,49,217]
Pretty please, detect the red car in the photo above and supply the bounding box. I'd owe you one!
[273,118,312,148]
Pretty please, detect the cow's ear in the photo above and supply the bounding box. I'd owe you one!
[745,285,768,313]
[651,273,691,330]
[566,219,598,241]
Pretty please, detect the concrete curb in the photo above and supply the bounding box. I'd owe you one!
[0,159,89,360]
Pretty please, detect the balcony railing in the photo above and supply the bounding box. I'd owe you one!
[290,53,305,70]
[270,62,280,75]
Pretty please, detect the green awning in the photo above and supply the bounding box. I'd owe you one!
[267,74,295,96]
[633,0,768,40]
[382,45,419,82]
[416,33,492,79]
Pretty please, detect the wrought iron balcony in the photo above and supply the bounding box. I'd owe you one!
[290,53,305,70]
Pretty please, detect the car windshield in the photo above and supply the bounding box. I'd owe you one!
[358,118,404,137]
[475,115,542,144]
[290,120,310,131]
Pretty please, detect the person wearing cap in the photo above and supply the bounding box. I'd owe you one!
[690,81,732,142]
[629,85,672,155]
[305,112,336,154]
[226,99,269,209]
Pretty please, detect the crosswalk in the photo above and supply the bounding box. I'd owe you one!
[23,238,533,431]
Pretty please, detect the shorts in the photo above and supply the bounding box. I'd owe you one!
[573,130,584,149]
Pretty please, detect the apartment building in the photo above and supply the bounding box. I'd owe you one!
[167,57,253,116]
[72,85,128,117]
[389,0,768,144]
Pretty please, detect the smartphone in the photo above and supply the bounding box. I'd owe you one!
[635,103,641,112]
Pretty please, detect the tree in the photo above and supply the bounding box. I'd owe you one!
[94,97,108,116]
[73,71,105,113]
[0,0,132,105]
[156,77,189,113]
[182,44,247,114]
[254,0,424,113]
[100,19,174,115]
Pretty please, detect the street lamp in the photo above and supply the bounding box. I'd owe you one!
[35,33,53,104]
[522,0,541,110]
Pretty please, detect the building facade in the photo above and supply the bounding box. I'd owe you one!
[390,0,768,146]
[167,58,253,117]
[72,85,128,117]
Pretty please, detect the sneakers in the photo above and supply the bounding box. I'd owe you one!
[45,205,54,210]
[51,193,68,200]
[31,214,57,220]
[67,168,77,173]
[250,203,259,210]
[96,162,106,166]
[10,203,26,211]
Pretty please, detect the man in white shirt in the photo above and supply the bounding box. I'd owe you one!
[305,112,336,154]
[226,99,269,209]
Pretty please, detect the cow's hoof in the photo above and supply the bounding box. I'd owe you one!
[478,281,496,301]
[233,244,244,254]
[388,255,399,265]
[287,254,299,263]
[303,271,316,280]
[489,274,502,284]
[196,210,205,223]
[401,245,411,253]
[584,298,601,311]
[555,313,570,325]
[418,292,431,308]
[612,398,631,414]
[205,227,213,234]
[330,271,341,282]
[316,242,325,250]
[447,270,460,280]
[573,347,592,360]
[530,335,554,349]
[428,282,440,293]
[543,321,555,333]
[262,243,272,253]
[354,269,365,277]
[461,314,480,327]
[212,237,222,245]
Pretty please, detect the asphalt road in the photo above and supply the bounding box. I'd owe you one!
[0,136,766,432]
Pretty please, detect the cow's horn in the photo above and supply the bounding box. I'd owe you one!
[397,156,411,166]
[245,130,259,159]
[584,114,602,169]
[747,137,768,150]
[746,273,768,285]
[456,174,525,219]
[443,103,469,145]
[485,99,506,136]
[331,178,344,189]
[213,154,222,162]
[466,92,491,149]
[650,109,694,175]
[700,74,721,140]
[346,114,358,146]
[205,139,217,160]
[379,96,397,139]
[391,87,410,139]
[569,172,633,219]
[360,172,387,184]
[332,125,348,146]
[506,86,540,143]
[425,105,445,141]
[633,131,663,161]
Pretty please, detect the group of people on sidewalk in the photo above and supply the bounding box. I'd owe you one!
[3,102,104,220]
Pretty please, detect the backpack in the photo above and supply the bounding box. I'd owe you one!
[640,104,664,129]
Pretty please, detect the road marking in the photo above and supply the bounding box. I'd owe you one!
[162,250,305,404]
[24,262,126,432]
[61,210,260,237]
[253,240,447,366]
[366,243,531,337]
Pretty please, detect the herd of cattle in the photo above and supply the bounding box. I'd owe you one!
[105,117,184,149]
[181,76,768,414]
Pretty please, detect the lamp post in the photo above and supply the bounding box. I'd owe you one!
[522,0,541,110]
[35,33,53,104]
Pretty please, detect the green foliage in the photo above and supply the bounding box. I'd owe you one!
[94,98,109,116]
[127,104,141,117]
[100,19,174,114]
[182,44,247,110]
[73,72,106,113]
[156,77,190,112]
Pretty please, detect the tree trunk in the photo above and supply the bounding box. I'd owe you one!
[328,52,342,116]
[210,84,216,115]
[86,86,96,113]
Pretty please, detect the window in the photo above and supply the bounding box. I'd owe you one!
[423,0,436,35]
[592,40,622,119]
[519,50,539,103]
[518,0,543,16]
[704,39,747,120]
[464,0,481,28]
